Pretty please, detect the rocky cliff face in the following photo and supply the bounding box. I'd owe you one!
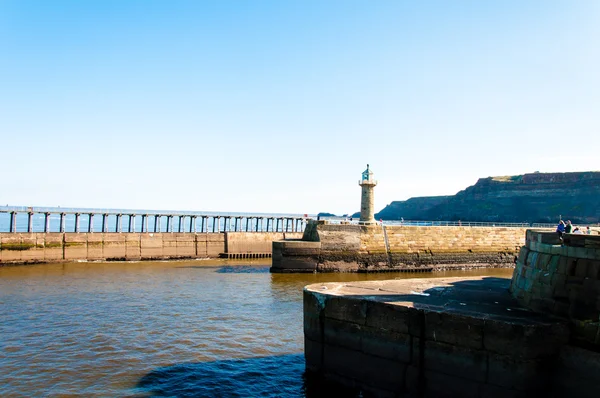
[376,171,600,223]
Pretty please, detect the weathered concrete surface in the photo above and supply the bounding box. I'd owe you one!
[0,232,302,265]
[272,221,526,272]
[304,276,574,397]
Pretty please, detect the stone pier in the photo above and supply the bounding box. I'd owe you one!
[0,231,303,264]
[304,277,572,397]
[272,220,527,273]
[303,230,600,397]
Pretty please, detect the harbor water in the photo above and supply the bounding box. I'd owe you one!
[0,260,513,397]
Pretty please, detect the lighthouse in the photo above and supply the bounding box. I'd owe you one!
[358,164,378,225]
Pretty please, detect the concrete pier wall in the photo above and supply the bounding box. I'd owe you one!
[303,230,600,396]
[0,232,302,264]
[273,221,528,272]
[304,276,600,397]
[510,230,600,348]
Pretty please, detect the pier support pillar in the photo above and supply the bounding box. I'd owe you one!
[60,213,66,233]
[27,212,33,233]
[9,211,16,233]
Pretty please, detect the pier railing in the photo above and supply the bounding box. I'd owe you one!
[0,207,307,234]
[320,217,587,229]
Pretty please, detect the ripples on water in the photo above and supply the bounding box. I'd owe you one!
[0,260,512,396]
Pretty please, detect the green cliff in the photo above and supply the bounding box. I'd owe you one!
[375,171,600,223]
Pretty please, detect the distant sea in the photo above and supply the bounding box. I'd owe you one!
[0,206,313,233]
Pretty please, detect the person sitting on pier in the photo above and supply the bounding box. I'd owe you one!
[565,220,573,234]
[573,227,583,234]
[556,220,566,241]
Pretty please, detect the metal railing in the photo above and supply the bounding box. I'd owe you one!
[320,217,595,229]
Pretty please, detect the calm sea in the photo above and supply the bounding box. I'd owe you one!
[0,260,513,397]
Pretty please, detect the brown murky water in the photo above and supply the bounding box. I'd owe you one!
[0,260,513,396]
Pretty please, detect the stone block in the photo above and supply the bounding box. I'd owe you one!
[175,233,195,257]
[304,313,322,343]
[19,234,44,261]
[566,275,585,289]
[86,233,104,260]
[140,234,164,258]
[526,251,537,267]
[323,318,362,349]
[568,246,597,260]
[125,234,141,259]
[365,301,411,334]
[64,233,88,260]
[575,259,589,278]
[322,344,406,393]
[536,253,552,270]
[422,340,487,383]
[0,235,21,261]
[102,233,127,259]
[551,272,566,290]
[547,254,559,274]
[195,234,208,257]
[583,278,600,303]
[162,234,178,246]
[206,234,225,257]
[557,256,568,274]
[483,319,569,359]
[487,354,553,393]
[424,311,484,350]
[558,345,600,381]
[323,296,367,325]
[516,248,529,266]
[586,260,600,279]
[360,326,412,363]
[304,290,325,317]
[44,233,64,261]
[304,338,323,372]
[422,369,481,398]
[566,257,578,276]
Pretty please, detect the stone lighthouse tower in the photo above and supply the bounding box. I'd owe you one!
[358,164,378,225]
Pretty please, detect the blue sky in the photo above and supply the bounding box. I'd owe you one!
[1,1,598,215]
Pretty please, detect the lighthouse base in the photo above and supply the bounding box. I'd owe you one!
[358,220,378,225]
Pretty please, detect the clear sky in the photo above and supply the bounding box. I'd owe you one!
[1,1,598,215]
